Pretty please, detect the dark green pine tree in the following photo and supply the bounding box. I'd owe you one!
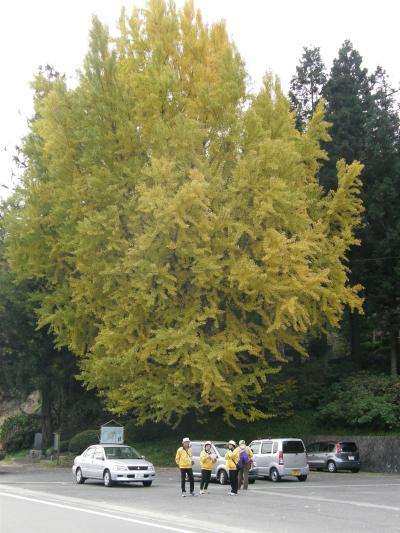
[321,40,372,192]
[319,41,373,368]
[361,67,400,375]
[321,41,400,374]
[289,46,327,131]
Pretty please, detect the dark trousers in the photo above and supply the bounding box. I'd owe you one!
[180,468,194,493]
[229,469,238,494]
[200,469,212,490]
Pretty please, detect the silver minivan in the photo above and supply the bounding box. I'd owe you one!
[306,441,361,473]
[249,438,309,482]
[190,441,257,485]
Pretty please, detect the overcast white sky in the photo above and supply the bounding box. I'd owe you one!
[1,0,399,199]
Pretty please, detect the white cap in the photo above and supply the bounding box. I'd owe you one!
[228,440,236,446]
[204,441,212,447]
[182,437,190,444]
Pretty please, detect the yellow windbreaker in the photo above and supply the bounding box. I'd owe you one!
[200,450,215,470]
[175,446,193,469]
[225,447,240,471]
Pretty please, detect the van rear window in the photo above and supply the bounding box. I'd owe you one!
[340,442,357,452]
[283,440,305,453]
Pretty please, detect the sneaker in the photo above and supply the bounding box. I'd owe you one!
[228,492,237,496]
[199,490,204,495]
[182,492,187,497]
[189,492,197,496]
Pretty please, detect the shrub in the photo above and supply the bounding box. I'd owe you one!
[0,414,41,453]
[68,429,99,454]
[0,450,6,461]
[59,440,70,452]
[317,372,400,430]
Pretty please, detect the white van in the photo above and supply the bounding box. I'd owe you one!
[249,438,309,482]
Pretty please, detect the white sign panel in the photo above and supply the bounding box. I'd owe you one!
[100,426,124,444]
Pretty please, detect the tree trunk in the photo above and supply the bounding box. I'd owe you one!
[349,310,361,368]
[40,381,53,452]
[389,328,398,377]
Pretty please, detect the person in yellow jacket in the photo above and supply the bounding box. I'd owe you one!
[199,441,216,494]
[225,439,240,495]
[237,439,254,490]
[175,437,195,496]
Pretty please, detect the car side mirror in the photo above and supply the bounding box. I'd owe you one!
[141,455,145,460]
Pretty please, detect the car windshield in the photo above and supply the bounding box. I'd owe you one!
[104,446,141,460]
[340,442,357,452]
[214,444,228,456]
[283,440,305,453]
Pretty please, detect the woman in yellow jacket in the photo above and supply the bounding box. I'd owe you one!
[175,437,195,496]
[225,439,240,495]
[199,441,216,494]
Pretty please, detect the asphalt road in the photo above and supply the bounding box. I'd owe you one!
[0,464,399,532]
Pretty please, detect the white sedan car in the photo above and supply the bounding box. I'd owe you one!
[72,444,156,487]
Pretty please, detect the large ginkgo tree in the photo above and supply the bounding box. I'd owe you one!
[5,0,363,424]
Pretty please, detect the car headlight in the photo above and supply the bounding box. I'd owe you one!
[116,465,128,471]
[148,464,155,471]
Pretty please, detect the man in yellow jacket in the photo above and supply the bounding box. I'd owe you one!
[175,437,195,496]
[199,441,216,494]
[225,439,240,495]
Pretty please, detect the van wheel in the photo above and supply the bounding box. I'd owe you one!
[327,461,337,473]
[218,469,228,485]
[270,468,281,483]
[351,468,360,473]
[249,479,255,484]
[103,469,113,487]
[75,468,85,484]
[297,475,307,482]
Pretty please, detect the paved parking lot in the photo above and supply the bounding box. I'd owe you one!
[1,464,399,532]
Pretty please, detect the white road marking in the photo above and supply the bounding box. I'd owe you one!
[250,482,400,489]
[251,488,400,512]
[0,491,197,533]
[2,481,69,484]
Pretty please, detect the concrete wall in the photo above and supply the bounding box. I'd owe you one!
[303,435,400,473]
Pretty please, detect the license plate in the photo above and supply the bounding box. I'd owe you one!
[291,470,301,475]
[349,456,354,460]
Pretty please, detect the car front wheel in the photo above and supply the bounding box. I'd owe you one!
[327,461,337,473]
[248,479,255,484]
[270,468,281,483]
[103,469,113,487]
[218,469,228,485]
[351,468,360,473]
[75,468,85,484]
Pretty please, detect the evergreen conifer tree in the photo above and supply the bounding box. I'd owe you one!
[289,46,327,131]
